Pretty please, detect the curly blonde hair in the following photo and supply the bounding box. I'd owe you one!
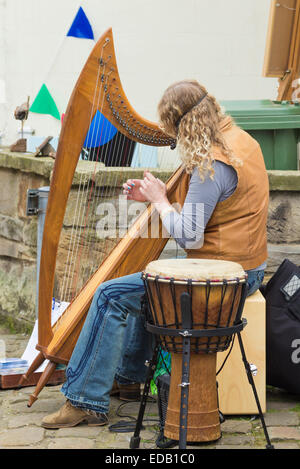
[157,80,241,180]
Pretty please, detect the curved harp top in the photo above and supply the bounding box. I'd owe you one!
[74,27,175,147]
[37,28,177,349]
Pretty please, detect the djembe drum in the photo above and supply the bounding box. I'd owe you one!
[142,258,248,444]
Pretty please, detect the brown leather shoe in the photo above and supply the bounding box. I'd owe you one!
[41,400,108,429]
[110,380,141,401]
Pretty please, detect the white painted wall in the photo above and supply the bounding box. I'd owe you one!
[0,0,278,146]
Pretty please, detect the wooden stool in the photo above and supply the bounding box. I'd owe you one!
[217,289,266,415]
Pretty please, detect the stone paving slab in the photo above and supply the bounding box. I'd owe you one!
[273,442,300,449]
[268,426,300,441]
[47,438,96,450]
[264,411,299,427]
[220,419,252,434]
[1,330,300,450]
[0,427,45,447]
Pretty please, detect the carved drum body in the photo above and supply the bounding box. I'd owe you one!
[143,258,247,442]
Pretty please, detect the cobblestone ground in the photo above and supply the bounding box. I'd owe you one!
[0,328,300,450]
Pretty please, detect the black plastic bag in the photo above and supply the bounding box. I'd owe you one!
[261,259,300,394]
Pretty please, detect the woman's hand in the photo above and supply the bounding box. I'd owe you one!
[123,171,174,218]
[122,178,147,202]
[123,171,167,204]
[139,171,167,204]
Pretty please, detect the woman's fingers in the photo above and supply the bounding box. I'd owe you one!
[141,178,151,191]
[157,179,166,188]
[144,171,165,189]
[144,171,156,182]
[126,180,136,189]
[123,174,166,203]
[139,187,146,197]
[123,179,137,194]
[122,178,148,202]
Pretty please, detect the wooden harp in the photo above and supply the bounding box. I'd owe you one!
[21,28,183,407]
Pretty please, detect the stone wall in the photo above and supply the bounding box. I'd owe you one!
[0,151,53,332]
[0,149,299,331]
[266,172,300,273]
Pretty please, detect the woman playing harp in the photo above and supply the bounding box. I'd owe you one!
[42,80,269,429]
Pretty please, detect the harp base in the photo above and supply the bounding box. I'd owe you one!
[27,361,58,408]
[35,345,69,366]
[27,395,38,408]
[18,351,45,387]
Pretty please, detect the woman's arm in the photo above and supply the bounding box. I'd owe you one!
[162,162,237,249]
[123,162,237,249]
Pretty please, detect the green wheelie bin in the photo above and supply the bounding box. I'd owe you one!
[221,100,300,170]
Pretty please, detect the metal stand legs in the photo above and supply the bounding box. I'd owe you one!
[130,345,159,449]
[130,297,274,450]
[236,332,274,449]
[178,293,192,449]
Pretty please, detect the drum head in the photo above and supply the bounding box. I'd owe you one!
[143,258,247,354]
[144,258,246,283]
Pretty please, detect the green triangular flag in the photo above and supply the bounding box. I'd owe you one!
[30,84,60,120]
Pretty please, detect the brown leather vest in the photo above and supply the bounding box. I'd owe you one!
[174,117,269,271]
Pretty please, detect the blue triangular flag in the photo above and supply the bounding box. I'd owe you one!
[84,111,117,148]
[67,6,94,40]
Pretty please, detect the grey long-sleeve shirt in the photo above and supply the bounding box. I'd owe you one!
[162,161,266,271]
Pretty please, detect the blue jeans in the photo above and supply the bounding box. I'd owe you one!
[247,269,265,296]
[61,269,264,413]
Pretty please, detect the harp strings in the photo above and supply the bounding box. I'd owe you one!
[73,140,169,303]
[56,52,172,305]
[68,73,136,299]
[69,117,128,298]
[59,43,107,303]
[76,105,144,290]
[79,134,169,296]
[59,58,131,303]
[64,73,136,301]
[88,118,141,255]
[66,81,109,298]
[79,130,135,283]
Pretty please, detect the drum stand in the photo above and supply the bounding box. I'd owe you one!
[130,291,274,450]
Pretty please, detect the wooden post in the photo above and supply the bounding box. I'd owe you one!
[277,0,300,101]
